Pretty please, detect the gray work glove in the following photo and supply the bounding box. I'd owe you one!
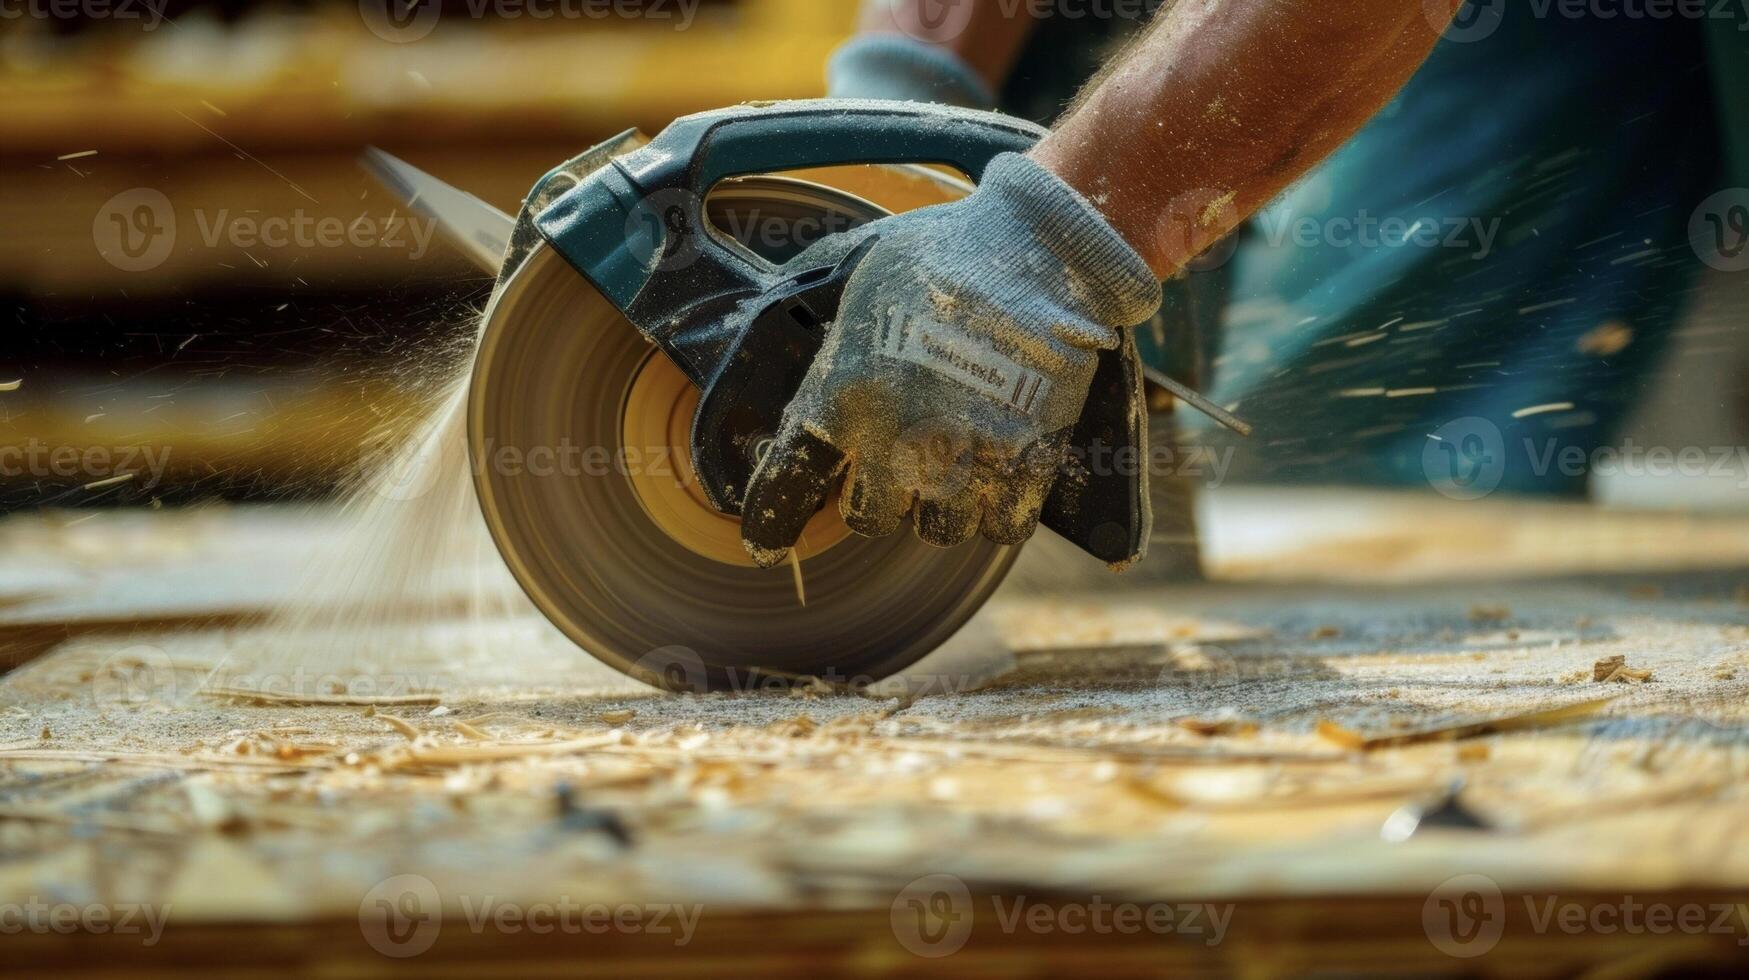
[827,34,997,110]
[740,152,1161,567]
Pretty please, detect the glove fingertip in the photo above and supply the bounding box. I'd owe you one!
[739,427,846,566]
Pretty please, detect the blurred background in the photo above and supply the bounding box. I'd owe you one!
[1,0,1747,512]
[0,0,856,508]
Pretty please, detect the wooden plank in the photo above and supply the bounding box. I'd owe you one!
[0,490,1746,972]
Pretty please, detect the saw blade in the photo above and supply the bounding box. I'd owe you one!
[469,177,1017,692]
[361,148,513,273]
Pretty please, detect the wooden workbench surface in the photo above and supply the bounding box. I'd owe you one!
[3,489,1748,974]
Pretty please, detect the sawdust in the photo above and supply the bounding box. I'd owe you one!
[1593,655,1655,684]
[4,493,1749,926]
[249,377,542,693]
[1315,697,1618,751]
[1469,604,1512,624]
[1577,320,1634,356]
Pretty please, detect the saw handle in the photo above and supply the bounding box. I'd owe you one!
[673,100,1047,190]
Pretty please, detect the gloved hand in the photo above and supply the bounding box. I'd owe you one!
[827,34,997,110]
[739,153,1161,567]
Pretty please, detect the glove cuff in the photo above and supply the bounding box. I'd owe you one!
[980,153,1162,328]
[827,34,997,111]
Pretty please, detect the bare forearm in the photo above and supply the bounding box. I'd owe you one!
[1033,0,1463,276]
[856,0,1040,94]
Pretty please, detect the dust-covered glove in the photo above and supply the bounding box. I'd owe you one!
[827,34,997,110]
[739,152,1161,567]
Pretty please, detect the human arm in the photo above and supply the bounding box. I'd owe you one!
[1032,0,1464,275]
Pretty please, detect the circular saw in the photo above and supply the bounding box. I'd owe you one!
[364,100,1159,692]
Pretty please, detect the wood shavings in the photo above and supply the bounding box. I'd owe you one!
[1512,402,1575,419]
[0,747,307,772]
[1469,604,1511,624]
[1456,743,1491,762]
[1593,655,1654,684]
[1176,717,1259,738]
[1576,321,1633,357]
[1316,696,1617,751]
[386,733,624,769]
[198,688,441,707]
[184,782,246,834]
[377,714,422,740]
[770,715,818,738]
[81,473,136,491]
[451,720,491,740]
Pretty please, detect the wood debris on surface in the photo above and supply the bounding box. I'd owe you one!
[0,493,1745,970]
[198,687,444,707]
[1593,655,1655,684]
[1315,696,1619,751]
